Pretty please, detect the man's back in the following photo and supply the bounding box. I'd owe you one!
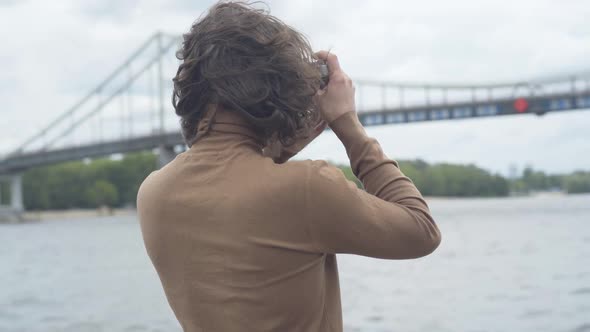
[137,107,441,331]
[138,116,340,331]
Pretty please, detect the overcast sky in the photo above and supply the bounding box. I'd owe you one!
[1,0,589,175]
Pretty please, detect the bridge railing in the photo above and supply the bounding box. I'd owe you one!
[5,30,590,158]
[356,75,590,112]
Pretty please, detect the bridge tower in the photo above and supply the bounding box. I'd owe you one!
[0,32,183,221]
[156,32,177,168]
[0,174,24,222]
[158,145,176,168]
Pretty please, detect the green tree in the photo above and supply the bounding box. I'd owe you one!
[338,165,362,188]
[22,152,157,210]
[398,160,424,190]
[85,180,119,208]
[564,172,590,194]
[521,167,557,191]
[118,153,157,205]
[23,167,51,210]
[0,181,9,205]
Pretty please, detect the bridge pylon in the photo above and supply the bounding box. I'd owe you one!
[158,145,177,168]
[0,174,24,223]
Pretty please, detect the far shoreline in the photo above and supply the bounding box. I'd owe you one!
[21,207,137,222]
[12,191,587,222]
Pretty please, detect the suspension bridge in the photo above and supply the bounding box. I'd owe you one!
[1,31,589,220]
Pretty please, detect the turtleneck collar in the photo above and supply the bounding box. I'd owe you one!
[188,104,267,152]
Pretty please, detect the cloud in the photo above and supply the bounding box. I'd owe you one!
[0,0,21,7]
[75,0,141,22]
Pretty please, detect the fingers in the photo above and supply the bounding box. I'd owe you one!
[311,121,328,139]
[314,120,328,131]
[315,50,341,73]
[314,50,329,60]
[314,88,326,97]
[314,119,327,128]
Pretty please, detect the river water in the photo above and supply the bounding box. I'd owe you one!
[1,194,589,332]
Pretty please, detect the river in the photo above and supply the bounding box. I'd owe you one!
[1,194,589,332]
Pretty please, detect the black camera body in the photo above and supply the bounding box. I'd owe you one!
[318,61,329,89]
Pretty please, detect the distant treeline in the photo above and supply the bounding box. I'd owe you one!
[339,160,510,196]
[20,153,156,210]
[342,161,590,197]
[509,167,590,194]
[4,152,589,210]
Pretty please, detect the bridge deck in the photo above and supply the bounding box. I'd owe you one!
[1,91,589,174]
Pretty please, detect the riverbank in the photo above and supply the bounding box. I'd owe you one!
[21,207,137,222]
[13,191,572,222]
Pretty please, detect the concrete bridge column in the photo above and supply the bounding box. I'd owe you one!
[158,145,176,169]
[11,174,23,212]
[0,174,24,222]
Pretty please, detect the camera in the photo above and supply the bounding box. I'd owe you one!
[318,60,329,89]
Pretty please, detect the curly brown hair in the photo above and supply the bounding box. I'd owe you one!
[172,1,322,147]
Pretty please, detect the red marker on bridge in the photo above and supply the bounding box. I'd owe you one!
[514,98,529,113]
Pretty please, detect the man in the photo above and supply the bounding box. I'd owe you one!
[137,2,441,331]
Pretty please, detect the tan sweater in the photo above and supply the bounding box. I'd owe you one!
[137,107,441,332]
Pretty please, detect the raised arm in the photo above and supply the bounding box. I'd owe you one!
[304,51,441,259]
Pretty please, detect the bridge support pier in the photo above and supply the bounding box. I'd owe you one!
[0,173,24,223]
[158,145,176,169]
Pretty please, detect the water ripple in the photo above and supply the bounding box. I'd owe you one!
[519,309,552,319]
[570,323,590,332]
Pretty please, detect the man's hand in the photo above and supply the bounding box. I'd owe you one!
[314,51,356,124]
[263,119,328,164]
[263,51,354,163]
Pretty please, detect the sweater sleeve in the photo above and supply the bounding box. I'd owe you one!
[304,112,441,259]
